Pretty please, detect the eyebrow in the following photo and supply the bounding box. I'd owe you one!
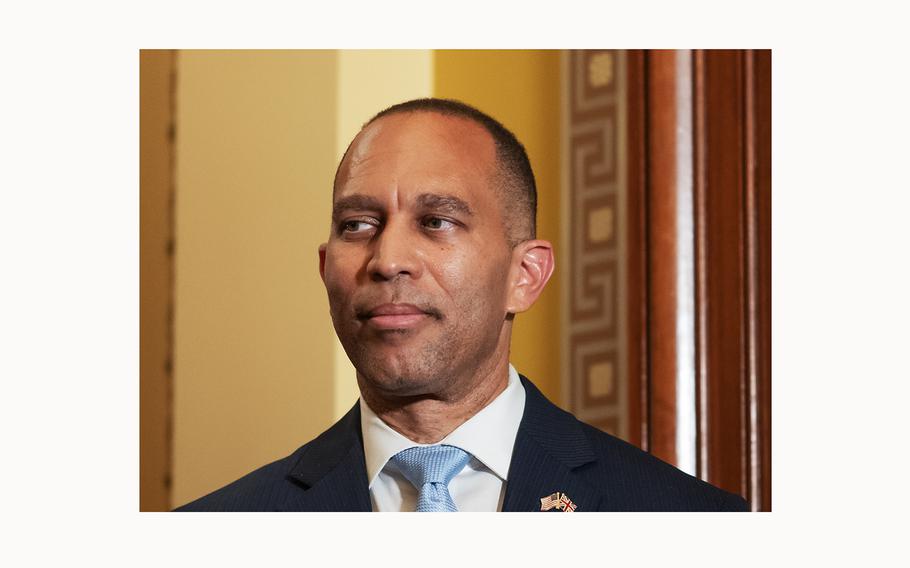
[414,193,474,217]
[332,194,384,224]
[331,192,474,224]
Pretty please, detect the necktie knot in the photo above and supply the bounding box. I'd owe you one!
[390,444,471,512]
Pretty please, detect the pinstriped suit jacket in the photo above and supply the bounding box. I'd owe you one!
[175,376,749,512]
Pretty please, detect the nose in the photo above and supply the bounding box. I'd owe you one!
[366,219,422,281]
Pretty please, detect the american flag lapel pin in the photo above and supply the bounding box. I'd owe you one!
[540,492,561,511]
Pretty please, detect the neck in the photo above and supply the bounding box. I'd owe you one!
[359,356,511,444]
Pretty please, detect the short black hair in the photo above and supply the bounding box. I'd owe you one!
[335,97,537,246]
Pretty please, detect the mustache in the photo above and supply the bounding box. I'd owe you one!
[354,298,444,320]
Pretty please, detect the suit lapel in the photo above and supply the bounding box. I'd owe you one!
[502,377,603,512]
[273,376,602,512]
[279,403,372,512]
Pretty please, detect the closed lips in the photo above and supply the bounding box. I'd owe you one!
[366,304,426,317]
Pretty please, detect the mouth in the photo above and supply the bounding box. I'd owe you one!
[357,303,440,330]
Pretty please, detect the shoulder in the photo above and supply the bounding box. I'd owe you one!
[173,446,307,512]
[517,375,748,512]
[575,421,749,511]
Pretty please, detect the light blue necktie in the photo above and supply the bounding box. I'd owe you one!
[391,444,471,512]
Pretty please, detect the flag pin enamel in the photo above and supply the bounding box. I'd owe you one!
[540,492,577,512]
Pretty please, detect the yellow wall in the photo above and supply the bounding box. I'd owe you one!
[172,51,338,506]
[434,50,563,403]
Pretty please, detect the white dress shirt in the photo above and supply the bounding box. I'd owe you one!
[360,364,526,512]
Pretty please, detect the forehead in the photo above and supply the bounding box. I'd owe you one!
[335,112,498,202]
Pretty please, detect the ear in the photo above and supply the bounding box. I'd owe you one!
[505,239,555,314]
[318,243,327,283]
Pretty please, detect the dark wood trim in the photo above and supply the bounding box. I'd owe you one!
[625,49,648,451]
[749,49,772,512]
[645,50,682,467]
[693,49,749,496]
[691,50,771,510]
[140,49,176,512]
[626,49,771,510]
[744,49,760,510]
[693,49,710,481]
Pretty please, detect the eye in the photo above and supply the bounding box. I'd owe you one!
[339,218,378,236]
[422,216,455,231]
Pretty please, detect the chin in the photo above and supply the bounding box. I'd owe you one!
[352,348,450,398]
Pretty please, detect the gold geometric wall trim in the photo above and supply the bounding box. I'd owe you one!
[588,52,614,88]
[563,49,628,440]
[587,360,614,398]
[587,206,614,244]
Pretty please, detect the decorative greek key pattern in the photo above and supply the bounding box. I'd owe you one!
[563,50,628,439]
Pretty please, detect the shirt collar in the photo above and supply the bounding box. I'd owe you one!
[360,364,526,488]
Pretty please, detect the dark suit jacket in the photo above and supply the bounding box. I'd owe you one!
[176,376,749,511]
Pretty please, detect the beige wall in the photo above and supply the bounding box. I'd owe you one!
[172,51,338,506]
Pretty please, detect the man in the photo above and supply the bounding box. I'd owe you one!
[176,98,748,512]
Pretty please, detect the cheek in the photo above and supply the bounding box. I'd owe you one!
[324,275,344,305]
[435,249,511,311]
[431,246,476,288]
[322,254,357,305]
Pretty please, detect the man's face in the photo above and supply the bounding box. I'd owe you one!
[320,112,518,399]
